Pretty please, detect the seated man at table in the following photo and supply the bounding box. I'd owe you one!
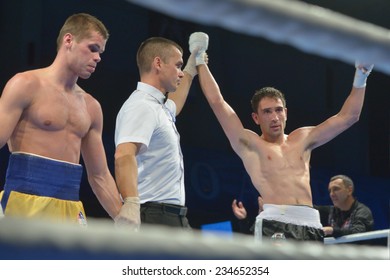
[315,175,374,237]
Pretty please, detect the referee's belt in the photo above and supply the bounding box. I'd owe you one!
[141,202,187,216]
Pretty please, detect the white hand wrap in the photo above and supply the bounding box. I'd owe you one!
[189,32,209,65]
[114,196,141,232]
[353,62,374,88]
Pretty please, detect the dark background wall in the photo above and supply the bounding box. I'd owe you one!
[0,0,389,230]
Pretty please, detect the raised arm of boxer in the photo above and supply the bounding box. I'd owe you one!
[193,36,249,156]
[302,62,374,151]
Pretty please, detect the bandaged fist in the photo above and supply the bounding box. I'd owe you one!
[353,61,374,88]
[114,196,141,232]
[189,32,209,53]
[189,32,209,65]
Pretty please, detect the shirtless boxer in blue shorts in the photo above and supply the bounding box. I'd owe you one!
[0,13,131,225]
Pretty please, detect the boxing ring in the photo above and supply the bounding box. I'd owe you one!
[0,0,389,265]
[324,229,389,246]
[0,217,388,260]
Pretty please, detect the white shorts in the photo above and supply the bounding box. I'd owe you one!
[255,204,323,242]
